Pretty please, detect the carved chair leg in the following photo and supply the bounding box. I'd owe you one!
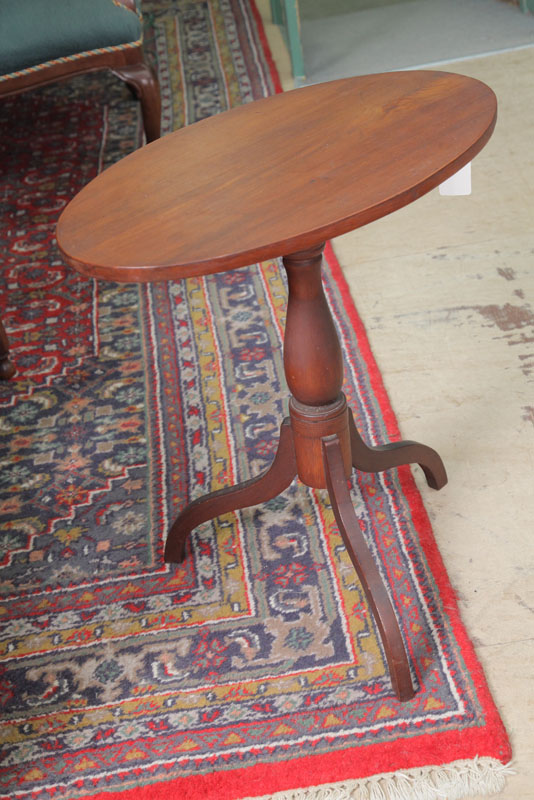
[112,61,161,142]
[164,418,298,564]
[322,434,416,702]
[348,410,447,490]
[0,318,16,380]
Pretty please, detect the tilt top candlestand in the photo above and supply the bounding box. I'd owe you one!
[57,71,497,702]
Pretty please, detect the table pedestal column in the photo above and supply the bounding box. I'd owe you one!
[164,244,447,702]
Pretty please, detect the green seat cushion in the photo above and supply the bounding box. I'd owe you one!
[0,0,142,76]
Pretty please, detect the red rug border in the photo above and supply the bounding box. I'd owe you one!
[249,0,284,96]
[78,4,510,798]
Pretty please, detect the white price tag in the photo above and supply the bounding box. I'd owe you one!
[439,162,471,196]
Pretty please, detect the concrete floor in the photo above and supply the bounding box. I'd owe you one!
[299,0,534,84]
[258,3,533,797]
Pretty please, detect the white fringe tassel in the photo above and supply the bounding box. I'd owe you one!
[247,757,513,800]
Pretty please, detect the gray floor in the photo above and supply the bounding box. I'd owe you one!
[300,0,534,84]
[301,0,412,21]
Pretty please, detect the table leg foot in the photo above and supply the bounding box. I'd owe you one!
[348,410,447,490]
[322,434,416,702]
[164,418,298,564]
[0,356,16,380]
[0,318,15,380]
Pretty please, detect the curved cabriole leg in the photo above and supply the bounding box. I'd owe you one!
[322,434,416,702]
[0,318,15,380]
[348,410,447,490]
[164,419,298,564]
[113,62,161,142]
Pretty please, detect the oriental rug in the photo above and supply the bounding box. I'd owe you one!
[0,1,511,799]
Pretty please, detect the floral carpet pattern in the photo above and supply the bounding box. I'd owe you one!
[0,2,510,799]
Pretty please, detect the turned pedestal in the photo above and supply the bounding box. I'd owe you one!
[164,244,447,701]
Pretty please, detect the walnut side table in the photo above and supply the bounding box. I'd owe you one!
[57,71,497,702]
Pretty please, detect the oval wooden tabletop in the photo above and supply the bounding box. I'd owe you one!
[56,71,496,282]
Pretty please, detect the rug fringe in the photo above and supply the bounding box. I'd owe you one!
[249,758,513,800]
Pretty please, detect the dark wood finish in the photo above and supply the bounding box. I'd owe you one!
[348,411,447,490]
[283,244,343,406]
[112,62,161,144]
[164,418,297,564]
[0,318,16,380]
[57,71,496,282]
[289,394,352,489]
[283,245,351,487]
[164,244,445,700]
[322,435,415,701]
[56,72,497,699]
[0,1,161,143]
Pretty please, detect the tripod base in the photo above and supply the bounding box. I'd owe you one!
[164,394,446,703]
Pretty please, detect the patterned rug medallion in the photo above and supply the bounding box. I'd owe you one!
[0,2,511,799]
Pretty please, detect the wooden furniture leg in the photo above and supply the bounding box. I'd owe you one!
[323,435,415,701]
[348,411,447,490]
[282,244,416,700]
[164,243,447,701]
[0,318,16,380]
[112,63,161,143]
[164,419,297,563]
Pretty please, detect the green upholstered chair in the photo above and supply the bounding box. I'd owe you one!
[270,0,305,84]
[0,0,161,142]
[0,0,161,379]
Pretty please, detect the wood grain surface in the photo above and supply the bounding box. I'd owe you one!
[56,70,497,282]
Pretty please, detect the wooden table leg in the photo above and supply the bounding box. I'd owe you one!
[323,435,415,701]
[282,244,417,700]
[164,243,447,701]
[348,411,447,490]
[0,318,15,380]
[164,418,297,563]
